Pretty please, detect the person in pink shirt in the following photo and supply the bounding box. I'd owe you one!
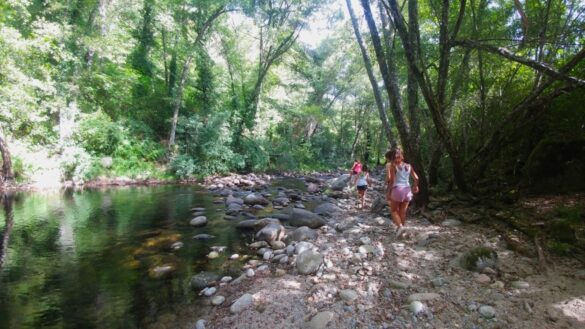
[350,159,362,185]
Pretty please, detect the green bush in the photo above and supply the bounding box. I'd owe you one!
[74,112,123,156]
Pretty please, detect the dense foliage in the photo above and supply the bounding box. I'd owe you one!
[0,0,583,194]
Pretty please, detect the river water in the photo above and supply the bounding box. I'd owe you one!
[0,184,269,328]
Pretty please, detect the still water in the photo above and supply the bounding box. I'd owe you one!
[0,185,253,328]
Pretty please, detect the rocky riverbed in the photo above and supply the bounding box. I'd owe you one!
[157,172,585,329]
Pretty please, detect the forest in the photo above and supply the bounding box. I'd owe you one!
[0,0,581,197]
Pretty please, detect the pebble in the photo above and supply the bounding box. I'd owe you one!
[257,265,269,272]
[208,251,219,259]
[409,301,425,315]
[246,269,255,277]
[275,269,286,277]
[171,241,184,250]
[339,289,359,302]
[220,276,232,283]
[201,287,216,297]
[195,319,206,329]
[479,305,496,319]
[511,281,530,289]
[230,254,239,260]
[211,295,225,305]
[491,281,505,289]
[431,277,446,287]
[388,280,409,289]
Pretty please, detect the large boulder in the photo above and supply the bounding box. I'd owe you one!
[313,202,342,217]
[255,222,286,243]
[235,220,258,230]
[370,195,387,214]
[225,195,244,206]
[289,208,326,228]
[326,174,351,191]
[190,271,220,289]
[306,183,320,193]
[296,250,323,275]
[285,226,318,243]
[244,193,269,206]
[230,293,254,314]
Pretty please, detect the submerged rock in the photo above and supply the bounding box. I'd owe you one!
[190,216,208,227]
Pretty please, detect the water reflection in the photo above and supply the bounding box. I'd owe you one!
[0,185,249,329]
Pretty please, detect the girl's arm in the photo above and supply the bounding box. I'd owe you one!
[410,167,419,193]
[387,164,395,187]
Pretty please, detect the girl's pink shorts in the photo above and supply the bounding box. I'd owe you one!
[390,186,413,203]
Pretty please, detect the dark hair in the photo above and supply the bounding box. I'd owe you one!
[362,164,369,172]
[385,146,402,162]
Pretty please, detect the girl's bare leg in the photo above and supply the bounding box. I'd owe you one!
[362,190,367,209]
[399,202,410,226]
[390,200,402,228]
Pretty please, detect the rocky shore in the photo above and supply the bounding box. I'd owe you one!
[167,172,585,329]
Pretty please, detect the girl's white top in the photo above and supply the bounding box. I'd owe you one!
[393,163,411,187]
[357,173,368,186]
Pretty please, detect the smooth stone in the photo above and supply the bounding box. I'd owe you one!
[230,254,239,260]
[190,272,219,289]
[511,281,530,289]
[194,234,215,240]
[195,319,206,329]
[246,269,255,277]
[491,281,505,289]
[407,293,440,302]
[201,287,216,296]
[220,276,232,282]
[208,251,219,259]
[257,265,269,272]
[249,241,269,248]
[285,226,318,243]
[296,250,323,275]
[190,216,208,226]
[295,241,315,255]
[171,241,184,250]
[279,255,289,264]
[270,241,286,249]
[339,289,358,302]
[308,311,335,329]
[263,251,272,260]
[272,254,287,263]
[431,277,446,287]
[409,301,425,314]
[211,295,225,305]
[388,280,410,289]
[286,245,295,256]
[358,245,375,254]
[230,293,254,314]
[479,305,496,319]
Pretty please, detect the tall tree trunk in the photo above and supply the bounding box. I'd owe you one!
[361,0,429,204]
[428,144,442,186]
[346,0,395,147]
[406,0,421,144]
[386,0,469,192]
[0,136,13,185]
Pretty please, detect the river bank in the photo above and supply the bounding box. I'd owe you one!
[148,172,585,329]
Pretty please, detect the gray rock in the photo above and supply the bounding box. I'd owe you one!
[227,203,243,212]
[226,195,244,205]
[272,254,287,263]
[263,251,272,260]
[460,247,498,272]
[286,244,295,256]
[255,222,286,243]
[191,272,219,289]
[478,305,496,319]
[190,216,208,227]
[288,208,326,228]
[431,277,446,287]
[195,319,206,329]
[307,183,320,193]
[272,197,291,206]
[246,268,255,277]
[201,287,216,296]
[339,289,358,302]
[388,280,410,290]
[296,250,323,275]
[235,220,258,230]
[230,293,254,314]
[407,293,440,302]
[511,281,530,289]
[285,226,318,243]
[270,240,286,249]
[313,202,342,217]
[409,301,425,315]
[194,234,215,240]
[207,251,219,259]
[326,174,351,191]
[244,193,269,206]
[279,255,289,264]
[308,311,334,329]
[211,295,225,306]
[249,241,269,248]
[295,241,315,255]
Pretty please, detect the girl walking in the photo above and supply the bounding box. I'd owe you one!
[386,148,419,235]
[355,164,372,209]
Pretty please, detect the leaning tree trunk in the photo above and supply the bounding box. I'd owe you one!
[346,0,395,147]
[0,136,13,185]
